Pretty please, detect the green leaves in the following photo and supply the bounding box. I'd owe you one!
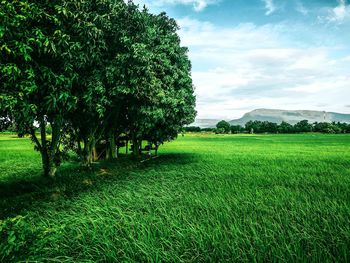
[1,0,196,172]
[0,216,34,261]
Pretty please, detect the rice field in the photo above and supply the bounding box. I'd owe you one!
[0,133,349,262]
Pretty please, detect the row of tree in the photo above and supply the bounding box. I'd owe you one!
[184,120,350,134]
[0,0,196,177]
[244,120,350,134]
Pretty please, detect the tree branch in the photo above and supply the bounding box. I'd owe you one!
[30,128,42,152]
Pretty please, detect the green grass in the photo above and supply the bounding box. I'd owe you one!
[1,133,349,262]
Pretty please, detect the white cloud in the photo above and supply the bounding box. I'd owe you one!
[342,55,350,61]
[262,0,276,15]
[321,0,350,24]
[178,18,282,49]
[295,1,308,15]
[287,77,350,94]
[129,0,219,12]
[178,18,350,119]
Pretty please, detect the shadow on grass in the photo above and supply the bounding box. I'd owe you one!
[142,152,198,167]
[0,153,198,219]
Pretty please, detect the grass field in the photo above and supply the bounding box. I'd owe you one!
[1,133,349,262]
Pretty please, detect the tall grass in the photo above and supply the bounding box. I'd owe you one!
[0,133,349,262]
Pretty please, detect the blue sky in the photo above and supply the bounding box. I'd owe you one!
[132,0,350,119]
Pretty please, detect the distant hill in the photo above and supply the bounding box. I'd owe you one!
[189,119,220,128]
[229,109,350,125]
[189,109,350,128]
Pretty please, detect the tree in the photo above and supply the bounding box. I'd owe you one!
[262,121,278,133]
[216,120,231,134]
[0,0,79,177]
[230,125,244,134]
[201,127,215,132]
[63,0,131,164]
[117,9,195,157]
[1,0,196,176]
[278,121,294,133]
[245,120,263,133]
[184,126,201,132]
[294,120,312,133]
[313,122,342,134]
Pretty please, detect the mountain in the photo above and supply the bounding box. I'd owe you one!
[189,119,220,128]
[229,109,350,125]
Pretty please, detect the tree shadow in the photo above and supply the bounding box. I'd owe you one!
[142,152,199,166]
[0,152,199,219]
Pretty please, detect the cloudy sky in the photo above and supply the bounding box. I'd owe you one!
[132,0,350,119]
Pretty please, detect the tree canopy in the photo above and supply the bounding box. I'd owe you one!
[216,120,231,134]
[0,0,196,177]
[186,120,350,134]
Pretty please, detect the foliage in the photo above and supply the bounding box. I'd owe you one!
[244,120,350,134]
[0,0,81,177]
[294,120,313,133]
[314,122,342,134]
[184,126,201,132]
[230,124,244,134]
[216,120,231,133]
[180,121,350,134]
[245,120,278,133]
[215,127,225,134]
[0,0,196,176]
[0,216,35,261]
[278,121,294,133]
[201,127,216,132]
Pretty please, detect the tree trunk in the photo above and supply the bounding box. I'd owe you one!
[39,118,57,178]
[83,146,93,165]
[106,131,116,160]
[82,137,89,165]
[77,134,82,159]
[147,141,152,157]
[132,134,139,157]
[92,146,98,161]
[155,143,159,156]
[110,134,116,158]
[42,153,56,178]
[82,136,95,166]
[106,144,110,160]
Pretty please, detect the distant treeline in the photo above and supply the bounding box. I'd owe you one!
[184,120,350,134]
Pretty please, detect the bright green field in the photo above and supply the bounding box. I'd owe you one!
[1,133,350,262]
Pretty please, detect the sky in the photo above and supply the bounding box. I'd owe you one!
[131,0,350,119]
